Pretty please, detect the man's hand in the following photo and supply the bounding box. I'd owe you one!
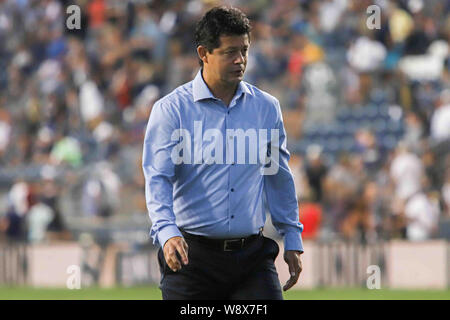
[163,236,189,272]
[283,250,303,291]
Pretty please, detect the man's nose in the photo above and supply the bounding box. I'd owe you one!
[234,51,245,64]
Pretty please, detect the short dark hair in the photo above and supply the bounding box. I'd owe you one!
[195,6,251,66]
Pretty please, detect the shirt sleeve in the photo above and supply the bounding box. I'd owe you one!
[264,99,304,253]
[142,101,182,248]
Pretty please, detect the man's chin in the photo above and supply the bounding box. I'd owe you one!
[229,74,244,83]
[221,73,244,86]
[230,69,244,78]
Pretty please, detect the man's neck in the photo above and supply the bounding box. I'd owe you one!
[202,69,238,106]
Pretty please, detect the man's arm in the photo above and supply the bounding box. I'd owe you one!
[142,101,188,271]
[263,99,304,290]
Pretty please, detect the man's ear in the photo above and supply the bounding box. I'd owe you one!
[197,45,208,65]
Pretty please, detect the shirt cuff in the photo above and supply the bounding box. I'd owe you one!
[157,224,183,249]
[283,230,304,253]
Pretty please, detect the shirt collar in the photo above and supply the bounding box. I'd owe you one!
[192,69,253,102]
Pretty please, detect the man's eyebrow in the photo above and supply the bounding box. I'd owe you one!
[223,45,249,50]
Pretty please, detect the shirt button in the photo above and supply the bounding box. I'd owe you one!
[231,188,234,192]
[227,110,230,114]
[231,215,235,219]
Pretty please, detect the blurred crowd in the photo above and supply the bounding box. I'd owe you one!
[0,0,449,244]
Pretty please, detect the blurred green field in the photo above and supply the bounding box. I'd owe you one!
[0,286,449,300]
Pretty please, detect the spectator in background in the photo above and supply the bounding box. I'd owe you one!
[442,168,450,217]
[340,189,370,243]
[81,161,121,219]
[305,145,328,203]
[387,1,414,45]
[421,148,441,191]
[390,142,424,202]
[353,128,383,174]
[79,78,105,128]
[430,89,450,143]
[346,35,387,73]
[27,195,54,244]
[403,12,431,56]
[289,153,311,201]
[299,201,322,240]
[371,164,396,240]
[322,153,357,235]
[39,166,71,241]
[0,109,11,165]
[404,189,440,241]
[0,179,32,242]
[1,206,26,242]
[403,110,425,147]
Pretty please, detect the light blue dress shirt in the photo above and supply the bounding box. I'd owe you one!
[142,70,304,252]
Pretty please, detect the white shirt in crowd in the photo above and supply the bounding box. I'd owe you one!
[442,182,450,216]
[404,192,440,241]
[346,36,387,72]
[390,151,423,200]
[27,202,54,243]
[430,103,450,142]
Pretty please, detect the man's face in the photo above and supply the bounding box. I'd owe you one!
[202,34,249,85]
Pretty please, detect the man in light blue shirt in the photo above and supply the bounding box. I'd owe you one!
[143,6,303,300]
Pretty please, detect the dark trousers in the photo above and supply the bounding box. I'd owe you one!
[157,234,283,300]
